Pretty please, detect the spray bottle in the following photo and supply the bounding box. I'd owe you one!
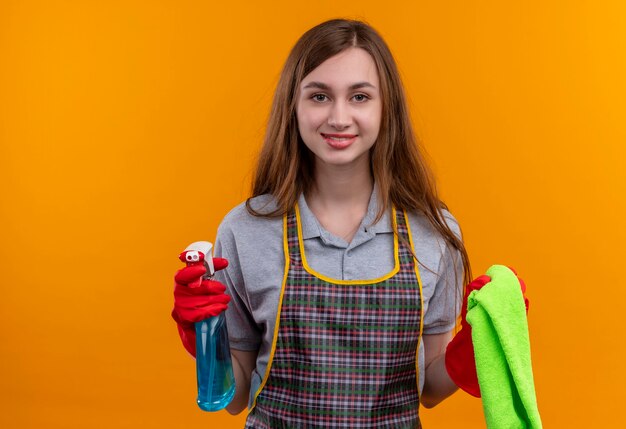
[179,241,235,411]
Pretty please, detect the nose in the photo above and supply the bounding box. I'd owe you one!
[327,100,351,129]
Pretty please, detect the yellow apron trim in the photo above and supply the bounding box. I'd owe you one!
[294,202,400,285]
[403,209,425,399]
[248,214,291,412]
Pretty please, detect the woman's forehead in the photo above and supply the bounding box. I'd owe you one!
[301,48,380,90]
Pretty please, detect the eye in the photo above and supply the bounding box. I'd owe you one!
[311,93,328,102]
[352,93,369,102]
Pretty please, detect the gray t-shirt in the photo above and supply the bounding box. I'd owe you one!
[214,188,464,408]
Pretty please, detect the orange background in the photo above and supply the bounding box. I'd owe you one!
[1,1,625,427]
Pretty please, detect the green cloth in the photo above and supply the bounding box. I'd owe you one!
[466,265,542,429]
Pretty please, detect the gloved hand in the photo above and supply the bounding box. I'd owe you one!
[172,257,230,357]
[445,266,528,397]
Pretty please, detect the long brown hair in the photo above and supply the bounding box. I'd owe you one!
[245,18,472,286]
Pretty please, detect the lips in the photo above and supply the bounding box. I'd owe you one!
[321,133,357,149]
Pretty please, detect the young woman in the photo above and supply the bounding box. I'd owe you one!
[173,19,488,428]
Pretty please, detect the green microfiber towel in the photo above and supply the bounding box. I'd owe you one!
[466,265,542,429]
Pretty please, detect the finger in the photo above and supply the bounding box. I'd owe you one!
[213,257,229,271]
[175,264,207,285]
[174,297,226,316]
[174,287,212,303]
[192,293,231,307]
[467,275,491,292]
[175,280,226,297]
[177,302,230,322]
[174,308,206,323]
[187,277,203,288]
[174,287,230,306]
[199,302,230,315]
[207,303,229,315]
[172,307,203,325]
[201,280,227,295]
[174,281,210,299]
[171,309,194,328]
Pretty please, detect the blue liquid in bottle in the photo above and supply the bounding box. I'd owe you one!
[195,313,236,411]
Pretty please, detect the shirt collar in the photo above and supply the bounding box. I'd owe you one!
[297,184,393,240]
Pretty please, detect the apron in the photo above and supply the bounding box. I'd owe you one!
[246,205,424,429]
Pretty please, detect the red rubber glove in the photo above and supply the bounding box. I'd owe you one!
[171,257,230,357]
[445,266,528,397]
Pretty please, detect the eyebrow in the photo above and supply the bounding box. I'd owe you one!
[302,81,377,91]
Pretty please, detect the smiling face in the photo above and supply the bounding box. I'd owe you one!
[296,47,382,172]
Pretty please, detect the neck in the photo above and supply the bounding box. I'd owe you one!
[307,159,374,210]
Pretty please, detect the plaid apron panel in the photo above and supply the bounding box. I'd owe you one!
[246,208,423,429]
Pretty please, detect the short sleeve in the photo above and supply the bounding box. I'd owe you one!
[214,224,262,351]
[422,214,464,335]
